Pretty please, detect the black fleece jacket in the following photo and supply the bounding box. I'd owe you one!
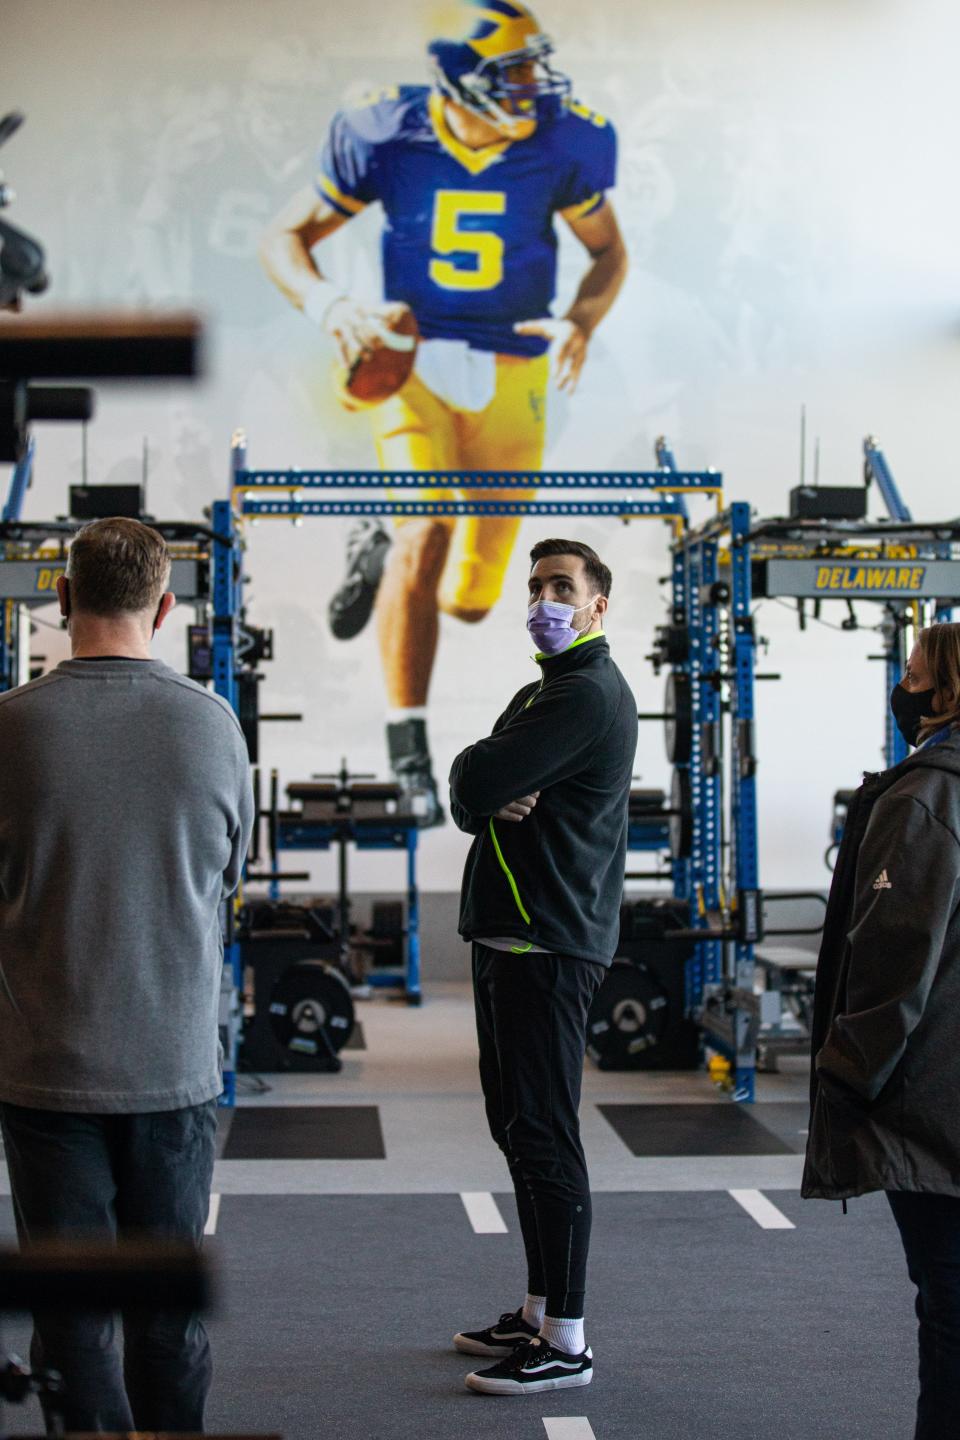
[449,633,638,965]
[803,731,960,1200]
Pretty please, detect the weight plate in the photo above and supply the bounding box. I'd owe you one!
[586,959,672,1069]
[669,768,694,860]
[369,899,405,970]
[268,959,355,1058]
[664,671,693,764]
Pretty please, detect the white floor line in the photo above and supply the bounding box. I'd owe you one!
[543,1419,597,1440]
[205,1193,221,1236]
[729,1188,795,1230]
[460,1191,508,1234]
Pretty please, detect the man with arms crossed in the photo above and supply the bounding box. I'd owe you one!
[0,519,253,1433]
[449,538,637,1394]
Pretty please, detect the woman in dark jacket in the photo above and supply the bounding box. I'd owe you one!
[803,623,960,1440]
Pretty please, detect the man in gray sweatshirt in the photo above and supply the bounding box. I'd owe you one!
[0,516,254,1434]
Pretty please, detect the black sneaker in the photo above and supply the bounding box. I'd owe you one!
[453,1309,540,1358]
[328,520,391,640]
[465,1337,593,1395]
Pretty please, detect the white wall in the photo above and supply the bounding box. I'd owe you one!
[3,0,958,893]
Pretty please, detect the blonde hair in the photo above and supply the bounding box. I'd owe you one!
[916,623,960,745]
[67,518,171,617]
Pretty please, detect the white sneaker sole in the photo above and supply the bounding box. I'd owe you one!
[466,1369,593,1395]
[453,1334,518,1357]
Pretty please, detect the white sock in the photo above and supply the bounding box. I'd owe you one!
[522,1293,546,1329]
[386,706,427,725]
[540,1313,585,1355]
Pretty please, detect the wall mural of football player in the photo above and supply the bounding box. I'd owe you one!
[261,0,627,825]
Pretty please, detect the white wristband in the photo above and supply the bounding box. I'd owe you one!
[303,279,345,329]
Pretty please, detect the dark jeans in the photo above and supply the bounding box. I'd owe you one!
[887,1191,960,1440]
[0,1099,217,1435]
[473,942,605,1320]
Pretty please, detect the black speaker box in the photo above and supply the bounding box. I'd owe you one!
[69,483,145,520]
[789,485,867,521]
[240,936,354,1073]
[587,897,701,1070]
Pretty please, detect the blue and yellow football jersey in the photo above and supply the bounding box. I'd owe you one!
[315,86,616,356]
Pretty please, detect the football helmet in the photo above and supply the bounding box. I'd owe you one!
[428,1,571,140]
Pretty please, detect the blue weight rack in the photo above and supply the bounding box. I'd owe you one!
[227,430,723,1028]
[209,496,243,1104]
[11,425,948,1108]
[652,488,760,1100]
[659,437,960,1099]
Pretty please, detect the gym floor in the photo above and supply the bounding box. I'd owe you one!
[0,982,917,1440]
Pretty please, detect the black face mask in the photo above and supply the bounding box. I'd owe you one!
[891,683,936,748]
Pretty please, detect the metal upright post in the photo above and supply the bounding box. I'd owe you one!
[863,437,912,523]
[658,435,699,1011]
[0,601,11,694]
[670,536,698,1010]
[864,440,912,770]
[0,440,35,693]
[212,487,241,1105]
[2,437,34,523]
[699,537,722,993]
[211,498,239,720]
[729,502,759,1102]
[685,539,709,1012]
[654,436,690,529]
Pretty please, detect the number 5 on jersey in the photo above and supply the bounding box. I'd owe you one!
[429,191,506,292]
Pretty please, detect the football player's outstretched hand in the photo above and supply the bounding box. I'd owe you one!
[324,296,397,369]
[513,318,588,394]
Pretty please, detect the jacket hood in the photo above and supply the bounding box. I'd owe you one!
[899,728,960,777]
[863,729,960,795]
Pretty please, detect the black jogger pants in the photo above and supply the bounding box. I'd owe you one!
[472,941,605,1319]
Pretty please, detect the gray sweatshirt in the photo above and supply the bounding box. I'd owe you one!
[0,658,254,1112]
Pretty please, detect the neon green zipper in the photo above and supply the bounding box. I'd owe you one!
[488,818,531,925]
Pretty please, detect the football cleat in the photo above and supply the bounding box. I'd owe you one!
[327,519,391,640]
[428,1,571,141]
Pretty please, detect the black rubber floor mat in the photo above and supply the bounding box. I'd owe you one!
[222,1105,385,1160]
[748,1101,811,1154]
[598,1102,795,1156]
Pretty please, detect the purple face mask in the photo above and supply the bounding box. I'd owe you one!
[526,597,598,655]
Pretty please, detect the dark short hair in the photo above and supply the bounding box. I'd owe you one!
[529,538,612,598]
[67,518,171,617]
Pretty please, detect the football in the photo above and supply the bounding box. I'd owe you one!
[346,302,420,404]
